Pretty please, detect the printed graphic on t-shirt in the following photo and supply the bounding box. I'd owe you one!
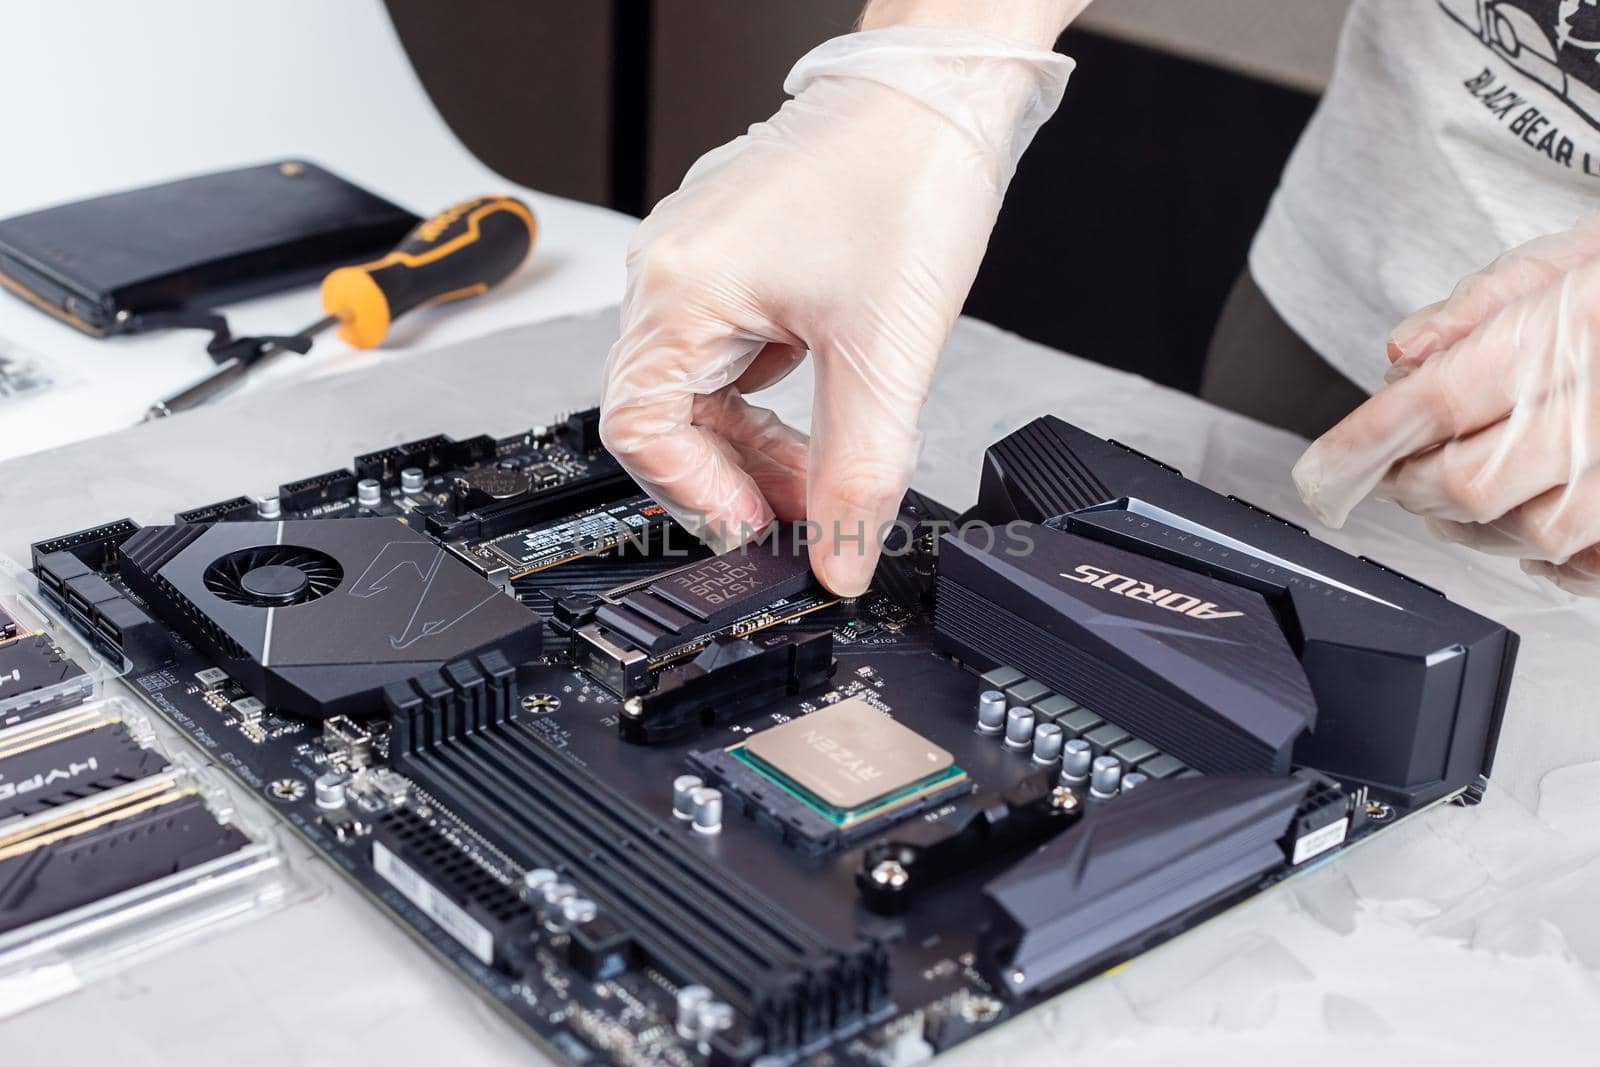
[1441,0,1600,172]
[1442,1,1600,125]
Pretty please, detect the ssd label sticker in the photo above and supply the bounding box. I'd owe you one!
[373,840,494,965]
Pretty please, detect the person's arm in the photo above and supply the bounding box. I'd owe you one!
[599,3,1087,594]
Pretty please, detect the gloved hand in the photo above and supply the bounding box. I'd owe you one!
[600,27,1074,594]
[1293,214,1600,594]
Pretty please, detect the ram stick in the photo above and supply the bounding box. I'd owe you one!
[0,786,247,934]
[0,711,168,822]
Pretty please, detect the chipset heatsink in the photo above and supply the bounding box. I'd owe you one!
[724,696,967,831]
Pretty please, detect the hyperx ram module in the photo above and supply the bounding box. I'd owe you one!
[0,708,167,822]
[0,775,249,934]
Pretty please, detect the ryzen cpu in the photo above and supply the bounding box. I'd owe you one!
[731,696,966,828]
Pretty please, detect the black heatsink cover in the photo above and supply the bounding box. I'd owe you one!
[963,416,1519,807]
[978,774,1307,997]
[936,523,1315,774]
[118,519,543,720]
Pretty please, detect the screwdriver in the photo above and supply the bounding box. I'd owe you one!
[145,194,537,420]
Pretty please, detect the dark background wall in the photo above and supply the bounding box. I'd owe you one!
[384,0,1321,395]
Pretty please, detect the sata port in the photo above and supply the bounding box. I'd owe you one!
[94,612,122,645]
[66,587,94,620]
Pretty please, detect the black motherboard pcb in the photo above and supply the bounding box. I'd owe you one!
[28,409,1518,1067]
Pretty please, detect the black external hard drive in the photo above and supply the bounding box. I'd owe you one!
[0,160,418,338]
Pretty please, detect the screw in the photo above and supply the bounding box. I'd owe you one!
[1049,785,1080,813]
[623,697,644,718]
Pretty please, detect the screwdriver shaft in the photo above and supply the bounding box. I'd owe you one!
[144,315,338,420]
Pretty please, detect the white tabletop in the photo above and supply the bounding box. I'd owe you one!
[0,0,636,461]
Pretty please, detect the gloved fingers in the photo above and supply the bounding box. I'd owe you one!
[734,342,809,395]
[1431,466,1600,563]
[1425,517,1523,555]
[691,388,811,525]
[805,341,930,597]
[1295,266,1594,528]
[1387,214,1600,374]
[601,388,775,551]
[1376,385,1600,523]
[1523,550,1600,596]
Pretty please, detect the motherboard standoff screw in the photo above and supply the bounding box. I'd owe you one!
[870,860,910,889]
[1048,786,1080,813]
[623,697,644,718]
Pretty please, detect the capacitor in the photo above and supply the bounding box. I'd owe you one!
[541,880,577,908]
[313,772,347,809]
[357,478,383,508]
[1060,738,1093,784]
[673,774,703,820]
[400,466,426,493]
[1090,755,1123,798]
[561,896,598,927]
[1004,706,1035,750]
[676,985,713,1040]
[540,880,578,930]
[695,1000,736,1041]
[1031,722,1064,764]
[521,867,559,899]
[976,690,1007,735]
[256,495,281,519]
[1121,771,1149,793]
[691,786,723,834]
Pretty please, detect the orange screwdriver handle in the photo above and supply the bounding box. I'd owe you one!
[320,195,537,349]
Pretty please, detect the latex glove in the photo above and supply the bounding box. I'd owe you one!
[1293,214,1600,594]
[600,28,1074,594]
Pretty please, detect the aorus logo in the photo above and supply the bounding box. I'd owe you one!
[1060,564,1244,620]
[348,541,500,650]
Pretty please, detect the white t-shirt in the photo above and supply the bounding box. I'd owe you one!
[1251,0,1600,394]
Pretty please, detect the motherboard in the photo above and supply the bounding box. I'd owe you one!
[26,409,1518,1066]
